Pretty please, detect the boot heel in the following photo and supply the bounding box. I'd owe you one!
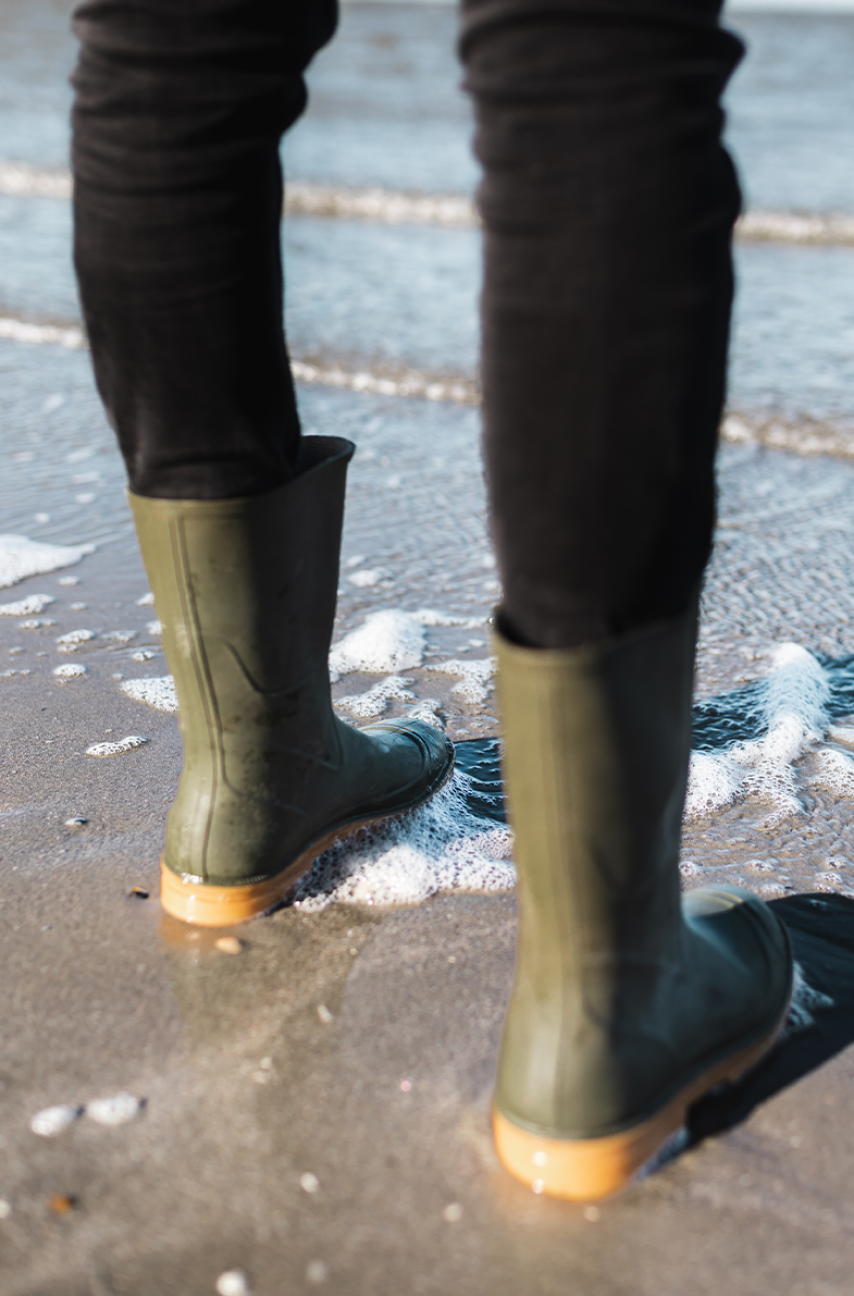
[492,1004,790,1202]
[159,854,307,926]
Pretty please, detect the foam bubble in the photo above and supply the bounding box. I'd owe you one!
[429,657,495,705]
[348,567,392,588]
[813,749,854,797]
[86,735,149,757]
[136,592,155,606]
[337,675,415,718]
[294,770,514,910]
[146,620,162,637]
[0,668,31,678]
[0,535,94,589]
[18,617,55,629]
[329,610,424,680]
[120,676,177,712]
[404,698,446,730]
[56,629,96,653]
[53,663,87,680]
[686,643,832,819]
[685,751,743,818]
[0,593,55,616]
[101,630,136,644]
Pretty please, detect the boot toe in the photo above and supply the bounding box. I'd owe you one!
[361,717,455,799]
[684,884,793,1030]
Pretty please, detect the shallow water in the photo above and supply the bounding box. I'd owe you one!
[2,3,854,914]
[2,3,854,432]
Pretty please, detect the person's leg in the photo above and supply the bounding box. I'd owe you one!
[72,0,331,499]
[462,0,739,648]
[71,0,454,925]
[460,0,793,1198]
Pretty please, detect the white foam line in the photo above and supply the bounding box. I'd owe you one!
[290,359,478,405]
[0,536,95,589]
[286,181,476,227]
[3,162,852,245]
[0,316,85,350]
[0,162,72,199]
[737,210,854,246]
[721,413,854,462]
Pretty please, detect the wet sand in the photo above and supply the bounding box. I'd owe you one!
[2,352,854,1292]
[3,3,854,1291]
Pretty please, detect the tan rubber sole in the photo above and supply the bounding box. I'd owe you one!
[159,746,455,926]
[493,1007,789,1202]
[160,807,421,926]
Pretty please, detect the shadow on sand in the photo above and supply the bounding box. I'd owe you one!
[687,892,854,1141]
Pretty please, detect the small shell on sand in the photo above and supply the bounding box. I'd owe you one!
[48,1194,77,1214]
[31,1104,82,1137]
[86,1093,143,1126]
[85,735,149,758]
[216,1271,252,1296]
[215,936,244,955]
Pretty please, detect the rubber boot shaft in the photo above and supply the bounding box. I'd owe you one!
[493,609,792,1141]
[130,436,453,889]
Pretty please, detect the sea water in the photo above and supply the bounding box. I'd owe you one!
[2,3,854,910]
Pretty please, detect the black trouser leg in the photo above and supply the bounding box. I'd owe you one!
[461,0,743,649]
[71,0,337,500]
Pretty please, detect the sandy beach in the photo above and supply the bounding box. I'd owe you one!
[3,2,854,1292]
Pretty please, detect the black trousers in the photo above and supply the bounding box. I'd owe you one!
[71,0,743,649]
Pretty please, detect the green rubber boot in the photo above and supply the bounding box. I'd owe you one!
[129,435,454,926]
[491,609,792,1200]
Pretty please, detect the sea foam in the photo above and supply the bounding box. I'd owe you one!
[686,643,831,819]
[329,609,425,679]
[120,676,177,712]
[0,593,55,616]
[0,536,94,589]
[294,769,514,910]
